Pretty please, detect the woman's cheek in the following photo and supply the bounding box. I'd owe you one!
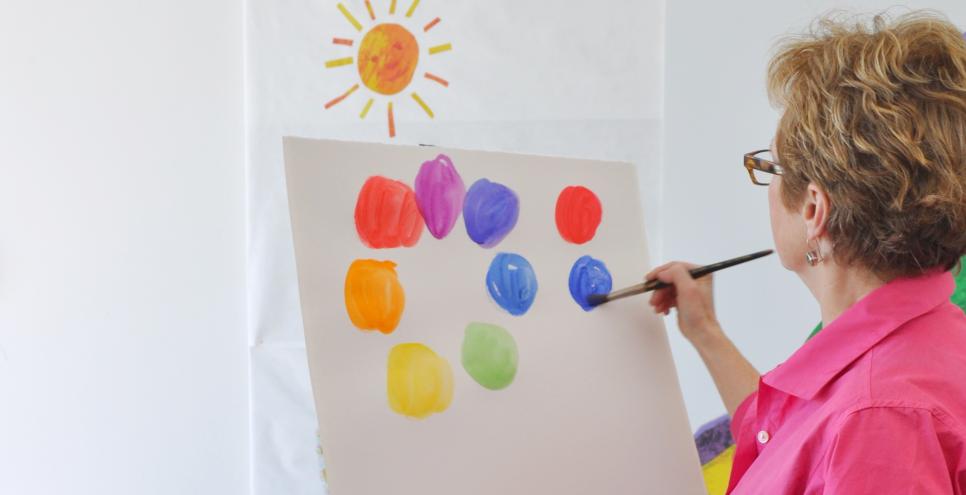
[768,179,795,270]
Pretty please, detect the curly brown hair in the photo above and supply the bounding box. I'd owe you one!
[768,11,966,279]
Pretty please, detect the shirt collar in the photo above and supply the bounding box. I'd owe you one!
[762,270,955,400]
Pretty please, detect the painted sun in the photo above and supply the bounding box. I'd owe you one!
[324,1,452,138]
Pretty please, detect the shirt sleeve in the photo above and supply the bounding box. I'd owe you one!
[824,407,954,494]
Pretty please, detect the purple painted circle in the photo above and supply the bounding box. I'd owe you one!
[414,154,466,239]
[463,179,520,248]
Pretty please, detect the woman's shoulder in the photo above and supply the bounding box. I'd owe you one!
[858,302,966,427]
[871,300,966,370]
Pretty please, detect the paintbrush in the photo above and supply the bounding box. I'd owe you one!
[586,249,774,307]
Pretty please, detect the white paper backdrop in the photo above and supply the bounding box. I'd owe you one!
[246,0,664,492]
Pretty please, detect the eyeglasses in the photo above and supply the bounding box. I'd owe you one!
[744,149,784,186]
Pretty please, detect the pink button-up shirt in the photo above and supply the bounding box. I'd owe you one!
[728,271,966,494]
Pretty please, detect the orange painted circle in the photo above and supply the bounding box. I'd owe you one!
[344,259,405,334]
[357,23,419,96]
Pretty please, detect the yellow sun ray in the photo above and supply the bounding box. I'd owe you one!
[325,84,360,109]
[337,3,363,32]
[325,56,354,68]
[428,43,452,55]
[405,0,420,18]
[411,92,434,118]
[389,0,397,14]
[359,98,374,119]
[364,0,376,20]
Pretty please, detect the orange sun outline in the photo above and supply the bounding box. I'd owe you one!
[324,1,452,138]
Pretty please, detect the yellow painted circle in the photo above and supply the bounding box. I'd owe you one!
[387,343,453,419]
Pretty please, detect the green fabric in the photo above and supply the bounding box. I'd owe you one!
[807,322,823,341]
[952,260,966,312]
[807,256,966,342]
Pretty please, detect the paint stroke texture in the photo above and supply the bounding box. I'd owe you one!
[414,154,465,239]
[387,343,454,418]
[461,323,518,390]
[486,253,537,316]
[354,175,424,248]
[357,23,419,95]
[555,185,602,244]
[463,179,520,248]
[569,255,612,311]
[344,259,405,333]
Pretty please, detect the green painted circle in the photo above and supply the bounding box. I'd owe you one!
[461,322,518,390]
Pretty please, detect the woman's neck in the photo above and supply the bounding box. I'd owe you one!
[802,262,888,327]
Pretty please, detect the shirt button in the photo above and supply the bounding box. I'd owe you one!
[757,430,770,444]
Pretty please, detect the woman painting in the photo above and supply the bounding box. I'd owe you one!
[652,13,966,493]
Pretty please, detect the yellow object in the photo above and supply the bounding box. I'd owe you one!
[325,57,354,68]
[405,0,420,17]
[410,92,434,118]
[702,445,735,495]
[337,3,363,31]
[387,343,454,419]
[359,98,374,119]
[428,43,452,55]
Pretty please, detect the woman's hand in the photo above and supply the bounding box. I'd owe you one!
[646,262,722,347]
[646,261,760,416]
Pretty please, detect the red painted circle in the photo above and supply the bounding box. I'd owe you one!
[354,176,424,248]
[555,186,602,244]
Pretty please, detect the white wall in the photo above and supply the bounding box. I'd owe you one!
[0,1,248,494]
[664,0,966,429]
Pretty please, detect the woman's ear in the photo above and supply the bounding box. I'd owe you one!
[801,182,830,240]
